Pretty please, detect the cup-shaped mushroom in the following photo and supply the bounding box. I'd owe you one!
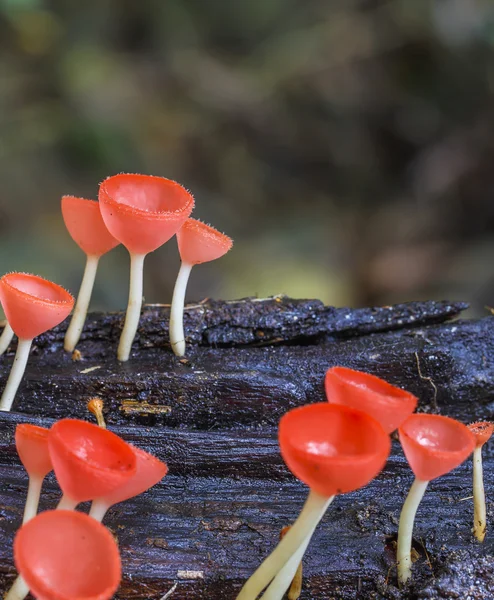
[62,196,120,257]
[14,510,121,600]
[279,403,391,497]
[48,419,136,507]
[325,367,417,434]
[0,273,74,340]
[468,421,493,448]
[468,421,493,543]
[16,424,53,524]
[99,174,194,254]
[177,218,233,265]
[399,414,476,481]
[0,274,74,412]
[16,424,52,480]
[90,446,168,522]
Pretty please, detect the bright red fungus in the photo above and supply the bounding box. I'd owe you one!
[13,510,121,600]
[98,174,194,361]
[48,419,137,508]
[468,421,493,543]
[399,414,475,481]
[325,366,417,434]
[170,218,233,356]
[0,274,74,412]
[90,445,168,522]
[468,421,493,448]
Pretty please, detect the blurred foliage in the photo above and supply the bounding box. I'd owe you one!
[0,0,494,317]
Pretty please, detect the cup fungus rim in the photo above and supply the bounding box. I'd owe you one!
[0,273,74,309]
[468,421,493,447]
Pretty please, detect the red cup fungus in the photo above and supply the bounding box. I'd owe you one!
[89,445,168,522]
[0,273,74,412]
[170,218,233,356]
[468,421,493,542]
[11,510,121,600]
[237,403,390,600]
[61,196,120,353]
[325,366,418,433]
[48,418,137,510]
[99,174,194,361]
[15,424,53,524]
[396,414,475,584]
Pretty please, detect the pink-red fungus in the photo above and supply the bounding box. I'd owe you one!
[236,403,390,600]
[7,510,121,600]
[15,424,53,524]
[0,273,74,411]
[99,174,194,361]
[468,421,493,542]
[324,366,417,433]
[396,414,475,584]
[89,445,168,522]
[170,218,233,356]
[62,196,120,352]
[48,419,136,510]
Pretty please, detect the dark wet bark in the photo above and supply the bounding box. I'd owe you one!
[0,298,492,599]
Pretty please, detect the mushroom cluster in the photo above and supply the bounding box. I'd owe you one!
[6,417,167,600]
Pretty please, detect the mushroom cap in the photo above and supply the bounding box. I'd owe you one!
[399,414,475,481]
[14,510,121,600]
[61,196,120,257]
[99,174,194,255]
[48,419,136,503]
[468,421,493,448]
[15,424,52,479]
[325,366,417,434]
[177,218,233,265]
[0,273,74,339]
[98,445,168,507]
[279,403,391,497]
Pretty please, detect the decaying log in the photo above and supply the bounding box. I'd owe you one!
[0,297,493,599]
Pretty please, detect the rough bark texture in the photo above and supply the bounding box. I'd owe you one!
[0,297,493,599]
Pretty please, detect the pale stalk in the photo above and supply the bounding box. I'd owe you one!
[397,478,429,585]
[56,495,78,510]
[118,253,146,362]
[169,262,193,357]
[0,322,14,355]
[89,498,110,523]
[4,575,29,600]
[22,475,43,524]
[64,254,99,352]
[0,338,32,412]
[473,446,486,542]
[236,490,332,600]
[260,498,334,600]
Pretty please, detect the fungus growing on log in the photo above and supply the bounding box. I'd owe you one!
[6,510,121,600]
[15,424,52,524]
[48,419,136,510]
[396,414,475,585]
[467,421,493,542]
[236,403,390,600]
[170,218,232,356]
[61,195,120,352]
[0,273,74,412]
[99,174,194,361]
[325,366,418,433]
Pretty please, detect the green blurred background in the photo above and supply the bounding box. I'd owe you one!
[1,0,493,316]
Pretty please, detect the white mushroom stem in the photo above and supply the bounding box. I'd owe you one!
[0,322,14,355]
[260,500,334,600]
[473,445,486,542]
[89,498,110,523]
[56,495,78,511]
[64,254,99,352]
[397,478,429,585]
[235,490,333,600]
[0,338,33,412]
[169,261,193,357]
[4,575,30,600]
[118,253,146,362]
[23,475,44,524]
